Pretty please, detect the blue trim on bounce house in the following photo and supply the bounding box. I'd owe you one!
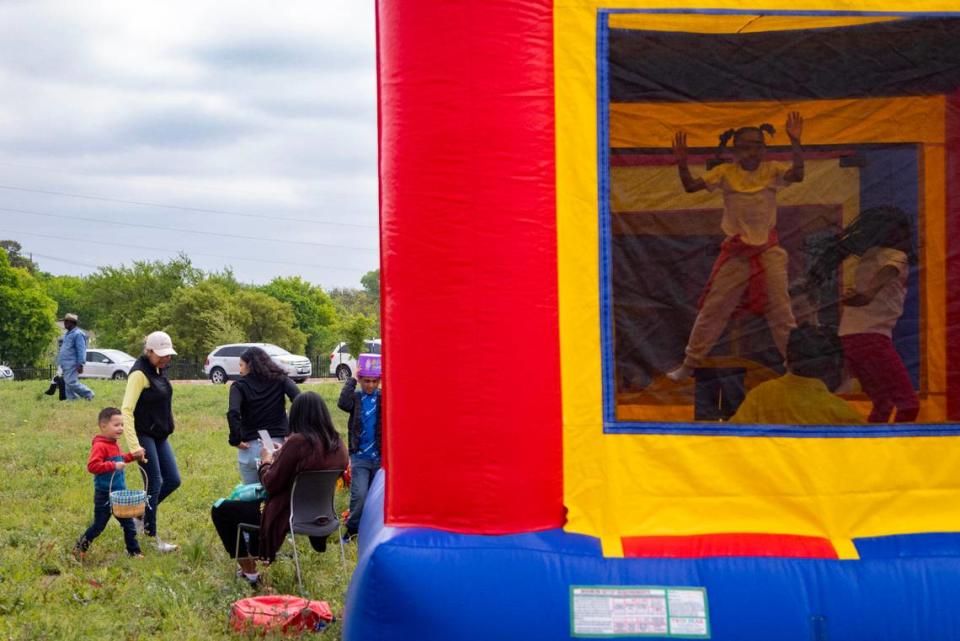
[343,472,960,641]
[597,10,616,426]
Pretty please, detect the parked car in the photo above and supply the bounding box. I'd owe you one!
[329,339,381,381]
[204,343,312,384]
[0,365,14,381]
[80,349,137,380]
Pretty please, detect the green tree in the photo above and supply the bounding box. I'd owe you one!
[127,281,246,362]
[83,254,202,348]
[205,267,243,293]
[235,289,306,354]
[360,269,380,301]
[39,274,93,325]
[340,313,375,363]
[329,285,380,337]
[0,240,40,274]
[260,276,337,361]
[0,251,58,367]
[128,283,306,363]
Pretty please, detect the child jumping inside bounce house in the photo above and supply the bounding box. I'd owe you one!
[668,112,805,381]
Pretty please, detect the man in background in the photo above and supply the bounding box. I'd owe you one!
[58,313,94,401]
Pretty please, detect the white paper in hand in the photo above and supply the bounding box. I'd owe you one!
[258,430,277,454]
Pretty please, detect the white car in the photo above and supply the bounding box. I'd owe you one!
[329,339,381,381]
[81,349,137,380]
[0,365,13,381]
[204,343,312,384]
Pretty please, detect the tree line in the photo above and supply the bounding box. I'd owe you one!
[0,240,379,368]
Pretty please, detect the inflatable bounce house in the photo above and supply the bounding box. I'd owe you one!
[345,2,960,639]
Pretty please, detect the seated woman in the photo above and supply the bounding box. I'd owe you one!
[211,391,349,586]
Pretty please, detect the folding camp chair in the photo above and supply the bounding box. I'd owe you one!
[234,469,346,595]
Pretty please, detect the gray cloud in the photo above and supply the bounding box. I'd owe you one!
[114,106,258,149]
[0,1,378,287]
[192,37,372,72]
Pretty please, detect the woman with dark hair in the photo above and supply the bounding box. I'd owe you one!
[211,392,349,586]
[227,346,301,483]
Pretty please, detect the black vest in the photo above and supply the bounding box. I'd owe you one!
[130,355,175,439]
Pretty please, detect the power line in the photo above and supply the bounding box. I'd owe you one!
[0,159,308,201]
[0,228,371,273]
[28,252,105,270]
[0,206,378,251]
[0,183,378,229]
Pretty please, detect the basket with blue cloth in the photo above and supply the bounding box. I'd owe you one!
[109,466,148,519]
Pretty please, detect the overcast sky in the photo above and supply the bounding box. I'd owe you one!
[0,1,378,288]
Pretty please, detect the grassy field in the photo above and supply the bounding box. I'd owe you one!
[0,379,356,641]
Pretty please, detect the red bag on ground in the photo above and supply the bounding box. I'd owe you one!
[230,595,334,634]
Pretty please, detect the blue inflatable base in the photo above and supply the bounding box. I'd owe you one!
[343,473,960,640]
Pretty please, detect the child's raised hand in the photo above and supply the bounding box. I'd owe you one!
[132,448,146,461]
[786,112,803,142]
[672,131,689,164]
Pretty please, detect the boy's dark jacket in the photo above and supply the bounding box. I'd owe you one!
[87,435,135,491]
[337,377,382,456]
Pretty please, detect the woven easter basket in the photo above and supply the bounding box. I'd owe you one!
[109,466,148,519]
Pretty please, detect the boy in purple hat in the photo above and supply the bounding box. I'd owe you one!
[337,354,381,539]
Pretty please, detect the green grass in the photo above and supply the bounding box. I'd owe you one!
[0,380,355,640]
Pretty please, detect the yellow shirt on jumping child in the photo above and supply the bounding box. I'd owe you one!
[703,161,790,246]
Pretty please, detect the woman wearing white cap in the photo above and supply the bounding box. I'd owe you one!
[121,330,182,553]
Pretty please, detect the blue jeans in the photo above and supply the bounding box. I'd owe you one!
[78,489,140,554]
[347,456,381,535]
[237,437,285,484]
[137,434,181,537]
[61,364,94,401]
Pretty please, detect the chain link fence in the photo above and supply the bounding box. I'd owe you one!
[9,365,57,382]
[11,358,336,382]
[10,362,207,381]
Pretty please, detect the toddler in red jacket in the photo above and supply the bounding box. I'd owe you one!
[73,407,145,559]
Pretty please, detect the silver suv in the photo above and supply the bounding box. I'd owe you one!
[204,343,312,384]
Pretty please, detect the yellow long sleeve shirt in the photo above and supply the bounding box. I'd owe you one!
[730,373,864,425]
[121,369,151,452]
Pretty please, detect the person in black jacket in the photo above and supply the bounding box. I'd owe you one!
[337,369,382,538]
[121,331,180,553]
[227,347,301,483]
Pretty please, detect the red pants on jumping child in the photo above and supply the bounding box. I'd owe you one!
[841,333,919,423]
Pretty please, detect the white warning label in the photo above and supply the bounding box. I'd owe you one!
[571,586,709,638]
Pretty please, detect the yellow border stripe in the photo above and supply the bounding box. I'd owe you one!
[555,3,960,554]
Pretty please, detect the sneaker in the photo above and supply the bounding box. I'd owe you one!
[236,569,262,588]
[128,551,145,558]
[132,517,145,535]
[72,537,90,561]
[153,536,179,553]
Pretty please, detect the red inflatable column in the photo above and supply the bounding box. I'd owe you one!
[377,0,563,532]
